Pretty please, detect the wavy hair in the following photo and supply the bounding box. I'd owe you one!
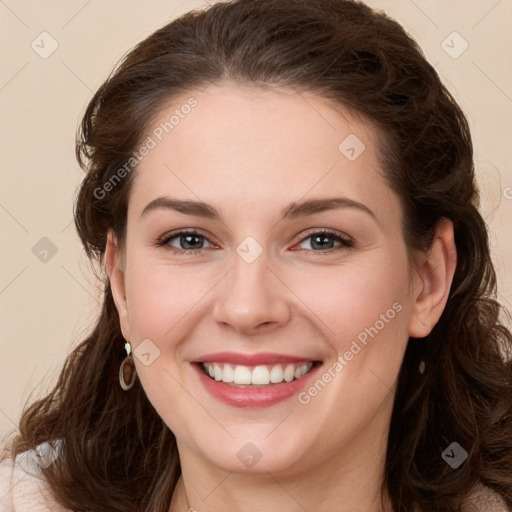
[4,1,512,511]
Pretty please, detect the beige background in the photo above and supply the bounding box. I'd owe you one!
[1,0,511,442]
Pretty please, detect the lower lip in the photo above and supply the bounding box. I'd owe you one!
[192,363,321,408]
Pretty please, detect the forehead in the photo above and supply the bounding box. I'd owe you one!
[128,84,400,226]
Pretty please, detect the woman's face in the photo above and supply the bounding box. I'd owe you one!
[108,84,436,476]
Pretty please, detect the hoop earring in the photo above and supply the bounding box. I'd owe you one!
[119,341,137,391]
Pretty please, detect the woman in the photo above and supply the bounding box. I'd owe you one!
[1,0,511,510]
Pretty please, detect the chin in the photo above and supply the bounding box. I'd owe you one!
[192,430,317,475]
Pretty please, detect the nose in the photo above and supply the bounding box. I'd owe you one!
[212,251,291,336]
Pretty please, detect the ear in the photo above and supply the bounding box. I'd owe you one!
[408,218,457,338]
[105,230,131,341]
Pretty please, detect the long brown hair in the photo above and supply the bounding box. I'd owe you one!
[4,1,512,511]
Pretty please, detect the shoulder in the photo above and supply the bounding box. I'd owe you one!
[0,441,70,512]
[464,482,509,512]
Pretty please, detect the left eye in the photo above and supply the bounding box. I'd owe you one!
[295,230,353,251]
[156,229,353,254]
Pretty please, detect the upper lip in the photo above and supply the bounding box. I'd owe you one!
[193,352,317,366]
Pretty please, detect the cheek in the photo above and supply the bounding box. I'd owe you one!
[124,257,215,341]
[294,255,410,350]
[294,250,412,412]
[122,259,211,432]
[290,258,411,441]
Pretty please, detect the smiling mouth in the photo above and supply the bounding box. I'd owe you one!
[200,361,317,387]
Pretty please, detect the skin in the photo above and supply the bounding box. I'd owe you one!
[106,83,457,512]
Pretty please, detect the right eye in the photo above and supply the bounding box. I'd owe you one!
[156,230,216,255]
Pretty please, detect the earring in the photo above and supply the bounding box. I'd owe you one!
[119,341,137,391]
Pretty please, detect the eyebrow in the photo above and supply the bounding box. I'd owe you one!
[141,196,376,221]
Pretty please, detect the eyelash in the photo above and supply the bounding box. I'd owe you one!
[155,228,354,256]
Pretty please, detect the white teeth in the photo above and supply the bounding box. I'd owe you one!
[269,365,284,383]
[251,365,270,385]
[222,364,234,383]
[283,364,295,382]
[233,365,252,384]
[202,361,314,385]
